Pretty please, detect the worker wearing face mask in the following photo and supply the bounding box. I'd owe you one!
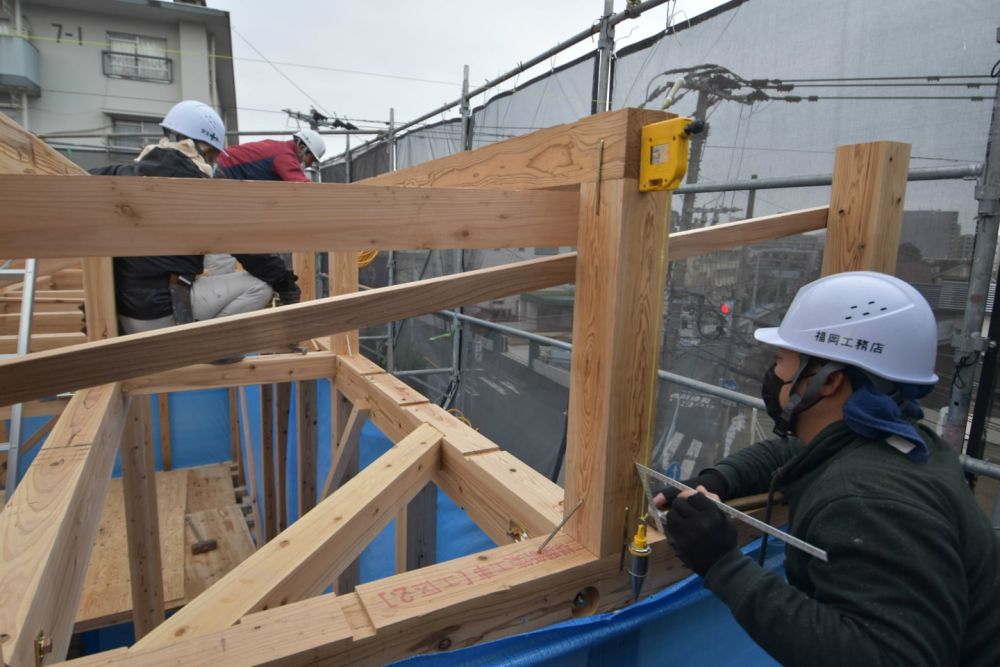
[654,271,1000,666]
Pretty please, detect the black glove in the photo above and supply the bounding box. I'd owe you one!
[272,270,300,305]
[654,468,729,509]
[665,491,737,576]
[277,283,301,305]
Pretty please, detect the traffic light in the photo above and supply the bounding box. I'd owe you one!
[719,301,734,332]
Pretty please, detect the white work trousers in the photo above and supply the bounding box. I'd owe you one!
[118,272,274,334]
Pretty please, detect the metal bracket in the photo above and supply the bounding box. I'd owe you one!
[34,630,52,667]
[506,520,528,543]
[951,333,995,354]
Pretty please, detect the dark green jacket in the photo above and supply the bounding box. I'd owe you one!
[703,421,1000,666]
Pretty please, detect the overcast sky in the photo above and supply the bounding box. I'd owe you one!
[206,0,726,153]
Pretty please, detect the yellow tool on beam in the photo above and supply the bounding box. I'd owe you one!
[638,116,705,192]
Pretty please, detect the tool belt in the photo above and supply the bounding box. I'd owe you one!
[167,274,195,325]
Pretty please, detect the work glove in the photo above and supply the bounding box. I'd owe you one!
[277,283,301,305]
[654,468,729,509]
[665,491,737,576]
[273,270,301,305]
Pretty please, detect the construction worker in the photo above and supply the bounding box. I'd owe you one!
[655,271,1000,665]
[215,128,326,182]
[204,129,326,275]
[90,100,300,337]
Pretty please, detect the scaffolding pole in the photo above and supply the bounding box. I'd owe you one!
[943,77,1000,452]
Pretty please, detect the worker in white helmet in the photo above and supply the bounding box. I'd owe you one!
[90,100,299,347]
[203,128,327,276]
[654,271,1000,665]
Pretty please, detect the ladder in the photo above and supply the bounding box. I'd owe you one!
[0,258,38,503]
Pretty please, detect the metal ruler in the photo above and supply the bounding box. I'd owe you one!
[635,462,828,562]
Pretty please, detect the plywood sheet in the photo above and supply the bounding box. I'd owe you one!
[183,505,257,599]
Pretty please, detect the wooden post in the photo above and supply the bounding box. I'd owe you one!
[563,177,670,557]
[238,387,263,547]
[157,394,172,471]
[822,141,910,275]
[260,384,277,542]
[296,380,318,517]
[82,258,116,342]
[228,388,245,487]
[328,252,359,356]
[293,253,317,302]
[120,397,165,638]
[395,484,437,573]
[275,382,292,531]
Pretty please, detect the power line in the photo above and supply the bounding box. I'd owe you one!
[22,31,459,87]
[231,27,333,120]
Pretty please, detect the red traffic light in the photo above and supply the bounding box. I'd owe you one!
[720,302,731,315]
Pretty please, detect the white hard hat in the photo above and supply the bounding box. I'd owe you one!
[161,100,226,152]
[293,128,326,161]
[754,271,939,384]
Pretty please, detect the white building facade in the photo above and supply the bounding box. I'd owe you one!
[0,0,236,169]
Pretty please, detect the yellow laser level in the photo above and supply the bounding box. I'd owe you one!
[638,116,702,192]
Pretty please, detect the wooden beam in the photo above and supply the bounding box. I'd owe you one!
[0,397,70,421]
[227,388,244,487]
[292,253,316,302]
[332,356,563,543]
[0,176,580,258]
[670,206,828,261]
[122,351,337,395]
[157,395,172,471]
[0,252,576,407]
[0,383,126,666]
[328,251,359,355]
[120,398,165,638]
[261,384,277,542]
[0,311,84,335]
[132,423,443,651]
[822,141,910,274]
[363,108,668,190]
[320,402,368,499]
[564,178,670,557]
[296,381,318,517]
[0,331,85,353]
[237,387,263,547]
[82,257,117,342]
[395,484,437,574]
[0,112,87,176]
[275,382,292,532]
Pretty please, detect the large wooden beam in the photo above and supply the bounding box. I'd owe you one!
[0,253,577,407]
[0,383,126,666]
[333,355,563,543]
[132,423,443,651]
[120,397,165,638]
[296,380,318,517]
[364,108,668,190]
[670,206,828,261]
[0,112,86,176]
[122,351,337,395]
[822,142,910,274]
[564,178,670,557]
[0,176,580,258]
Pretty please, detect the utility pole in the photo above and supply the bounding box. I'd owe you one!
[944,56,1000,453]
[386,107,397,372]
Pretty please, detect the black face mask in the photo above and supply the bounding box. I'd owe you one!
[761,364,792,427]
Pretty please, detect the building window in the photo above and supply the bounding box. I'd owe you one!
[103,32,172,83]
[109,116,161,151]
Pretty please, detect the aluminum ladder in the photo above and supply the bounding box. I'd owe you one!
[0,258,38,502]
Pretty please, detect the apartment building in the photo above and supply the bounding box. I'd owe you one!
[0,0,236,169]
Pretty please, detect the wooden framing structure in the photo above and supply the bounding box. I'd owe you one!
[0,109,909,666]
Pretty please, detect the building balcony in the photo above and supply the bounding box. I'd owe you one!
[0,34,40,95]
[102,50,173,83]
